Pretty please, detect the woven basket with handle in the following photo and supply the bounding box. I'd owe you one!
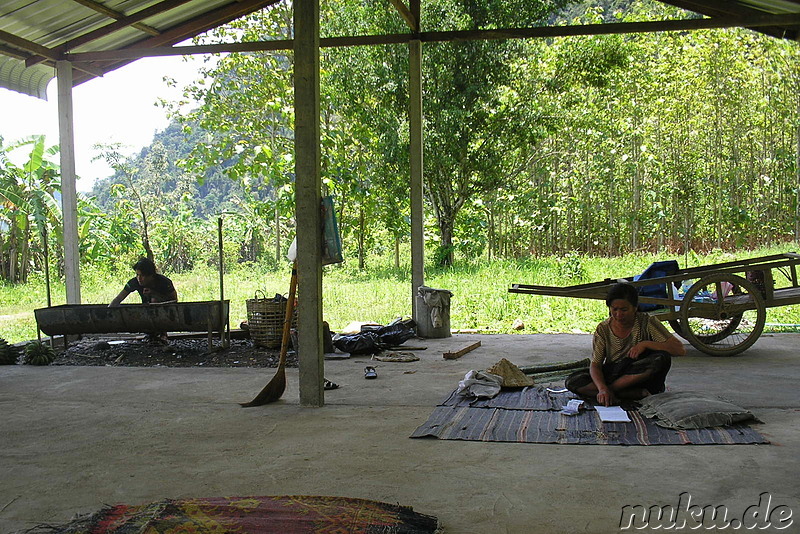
[246,291,296,348]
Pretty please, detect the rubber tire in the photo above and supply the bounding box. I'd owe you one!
[678,273,765,356]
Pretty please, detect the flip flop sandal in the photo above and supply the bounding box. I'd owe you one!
[364,366,377,379]
[324,380,339,390]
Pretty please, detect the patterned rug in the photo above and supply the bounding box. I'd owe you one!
[33,495,441,534]
[410,388,768,446]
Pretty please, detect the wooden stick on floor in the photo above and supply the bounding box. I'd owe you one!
[443,340,481,360]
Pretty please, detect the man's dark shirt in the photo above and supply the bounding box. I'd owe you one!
[124,274,176,303]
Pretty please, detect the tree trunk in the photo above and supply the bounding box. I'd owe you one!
[274,207,281,264]
[796,94,800,243]
[20,224,30,283]
[358,206,365,271]
[437,213,455,267]
[141,213,154,263]
[487,205,494,262]
[9,245,17,283]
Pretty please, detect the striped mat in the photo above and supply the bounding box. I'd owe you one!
[411,388,768,446]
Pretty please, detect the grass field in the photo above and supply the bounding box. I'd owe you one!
[2,247,800,344]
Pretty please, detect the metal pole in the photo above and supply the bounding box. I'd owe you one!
[218,217,229,348]
[42,227,52,346]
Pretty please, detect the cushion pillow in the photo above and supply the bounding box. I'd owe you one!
[638,391,758,429]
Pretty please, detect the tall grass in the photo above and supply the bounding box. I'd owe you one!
[2,247,800,344]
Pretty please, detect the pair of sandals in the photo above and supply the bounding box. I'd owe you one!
[323,367,377,390]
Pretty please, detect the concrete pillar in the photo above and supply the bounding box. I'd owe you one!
[409,37,424,323]
[294,0,324,407]
[56,61,81,305]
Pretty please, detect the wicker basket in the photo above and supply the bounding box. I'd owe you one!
[246,291,296,348]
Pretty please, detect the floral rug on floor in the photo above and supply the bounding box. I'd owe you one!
[30,495,441,534]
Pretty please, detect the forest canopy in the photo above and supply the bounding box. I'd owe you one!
[2,0,800,283]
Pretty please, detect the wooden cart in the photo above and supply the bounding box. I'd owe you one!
[509,252,800,356]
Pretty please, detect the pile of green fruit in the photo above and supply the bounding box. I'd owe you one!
[23,341,56,366]
[0,337,18,365]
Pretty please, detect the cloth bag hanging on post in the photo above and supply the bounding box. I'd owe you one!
[287,195,344,266]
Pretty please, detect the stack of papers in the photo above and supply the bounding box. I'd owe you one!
[560,399,584,416]
[595,405,631,423]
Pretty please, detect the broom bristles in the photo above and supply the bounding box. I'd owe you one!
[240,367,286,407]
[240,263,297,408]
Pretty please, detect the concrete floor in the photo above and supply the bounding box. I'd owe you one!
[1,333,798,533]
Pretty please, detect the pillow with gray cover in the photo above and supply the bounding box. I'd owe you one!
[638,391,758,429]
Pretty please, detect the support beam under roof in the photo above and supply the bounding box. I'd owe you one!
[64,13,800,63]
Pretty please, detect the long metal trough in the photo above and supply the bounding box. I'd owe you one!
[34,301,230,348]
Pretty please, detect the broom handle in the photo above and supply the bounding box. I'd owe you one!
[278,262,298,366]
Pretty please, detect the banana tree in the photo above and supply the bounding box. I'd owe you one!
[0,135,62,283]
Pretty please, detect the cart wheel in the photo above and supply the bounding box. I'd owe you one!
[679,273,765,356]
[668,319,686,339]
[669,314,743,343]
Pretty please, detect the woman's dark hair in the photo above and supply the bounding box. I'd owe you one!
[605,282,639,308]
[132,257,157,276]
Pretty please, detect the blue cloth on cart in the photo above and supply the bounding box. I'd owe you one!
[634,260,679,312]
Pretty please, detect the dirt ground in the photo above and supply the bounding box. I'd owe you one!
[2,332,799,533]
[49,334,296,369]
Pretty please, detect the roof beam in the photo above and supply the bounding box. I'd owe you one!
[418,13,800,42]
[67,0,280,86]
[0,43,28,60]
[27,0,194,67]
[65,12,800,63]
[68,39,294,61]
[0,29,104,76]
[119,0,281,48]
[388,0,418,32]
[659,0,766,17]
[69,0,161,36]
[0,29,56,59]
[659,0,800,39]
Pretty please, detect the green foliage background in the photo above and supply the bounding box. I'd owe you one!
[3,247,800,344]
[4,1,800,344]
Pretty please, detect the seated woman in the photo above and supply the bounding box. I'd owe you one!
[565,282,685,406]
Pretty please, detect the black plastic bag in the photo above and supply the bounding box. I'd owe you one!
[374,318,416,346]
[333,331,382,355]
[333,319,417,355]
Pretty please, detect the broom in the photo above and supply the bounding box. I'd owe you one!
[240,263,298,407]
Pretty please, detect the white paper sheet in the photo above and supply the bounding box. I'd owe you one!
[560,399,584,416]
[595,405,631,423]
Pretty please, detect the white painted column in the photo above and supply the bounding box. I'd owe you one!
[294,0,324,407]
[56,61,81,304]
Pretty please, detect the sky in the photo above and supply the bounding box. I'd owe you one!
[0,54,205,192]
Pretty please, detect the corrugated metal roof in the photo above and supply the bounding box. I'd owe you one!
[0,0,281,99]
[1,0,799,101]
